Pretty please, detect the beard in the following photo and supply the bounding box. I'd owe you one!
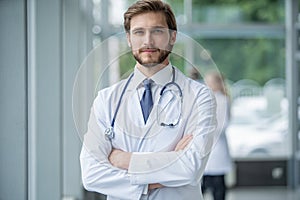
[132,44,173,67]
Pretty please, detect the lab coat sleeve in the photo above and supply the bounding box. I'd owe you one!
[80,101,145,199]
[128,87,217,187]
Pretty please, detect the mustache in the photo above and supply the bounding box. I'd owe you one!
[134,45,174,52]
[138,47,160,52]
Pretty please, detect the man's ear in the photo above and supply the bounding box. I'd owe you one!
[169,30,177,45]
[126,32,131,47]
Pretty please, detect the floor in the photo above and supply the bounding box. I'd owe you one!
[204,187,300,200]
[86,186,300,200]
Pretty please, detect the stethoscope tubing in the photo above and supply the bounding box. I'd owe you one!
[105,66,182,140]
[111,73,134,128]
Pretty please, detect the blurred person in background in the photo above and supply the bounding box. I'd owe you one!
[189,68,232,200]
[202,70,233,200]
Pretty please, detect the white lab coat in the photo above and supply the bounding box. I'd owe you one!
[204,91,232,175]
[80,64,217,200]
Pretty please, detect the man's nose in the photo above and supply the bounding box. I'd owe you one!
[143,31,154,46]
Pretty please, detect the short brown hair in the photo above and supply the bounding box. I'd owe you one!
[124,0,177,33]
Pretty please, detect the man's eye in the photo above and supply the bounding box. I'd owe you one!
[152,29,164,34]
[132,30,144,35]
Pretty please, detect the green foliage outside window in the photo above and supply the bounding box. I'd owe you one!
[197,38,285,85]
[192,0,285,24]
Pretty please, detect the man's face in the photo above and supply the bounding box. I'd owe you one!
[127,12,176,67]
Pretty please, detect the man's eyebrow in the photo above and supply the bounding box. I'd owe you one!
[131,26,168,31]
[151,25,167,29]
[131,27,144,31]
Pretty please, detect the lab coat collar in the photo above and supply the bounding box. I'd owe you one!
[128,63,173,90]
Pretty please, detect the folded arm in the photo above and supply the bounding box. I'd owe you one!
[80,105,146,199]
[109,89,217,188]
[109,134,193,169]
[108,134,194,190]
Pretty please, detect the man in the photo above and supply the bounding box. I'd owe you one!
[80,0,217,199]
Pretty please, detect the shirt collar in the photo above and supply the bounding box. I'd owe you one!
[151,63,173,86]
[128,63,173,90]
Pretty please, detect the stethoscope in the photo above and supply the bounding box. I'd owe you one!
[104,66,183,140]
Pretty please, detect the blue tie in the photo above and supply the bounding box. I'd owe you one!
[140,79,153,123]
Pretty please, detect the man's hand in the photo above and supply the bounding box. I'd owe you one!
[174,134,193,151]
[109,149,132,170]
[147,135,192,191]
[148,183,164,190]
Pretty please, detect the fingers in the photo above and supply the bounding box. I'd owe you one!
[109,149,131,170]
[148,183,164,190]
[175,134,193,151]
[108,149,117,165]
[108,149,122,167]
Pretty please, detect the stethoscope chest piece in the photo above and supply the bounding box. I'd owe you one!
[104,127,114,140]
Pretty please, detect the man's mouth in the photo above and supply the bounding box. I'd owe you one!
[140,48,159,53]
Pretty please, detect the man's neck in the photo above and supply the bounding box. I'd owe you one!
[136,61,169,78]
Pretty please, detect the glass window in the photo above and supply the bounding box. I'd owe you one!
[195,38,285,84]
[194,38,287,159]
[187,0,288,160]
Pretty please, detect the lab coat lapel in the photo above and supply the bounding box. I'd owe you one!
[146,83,174,124]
